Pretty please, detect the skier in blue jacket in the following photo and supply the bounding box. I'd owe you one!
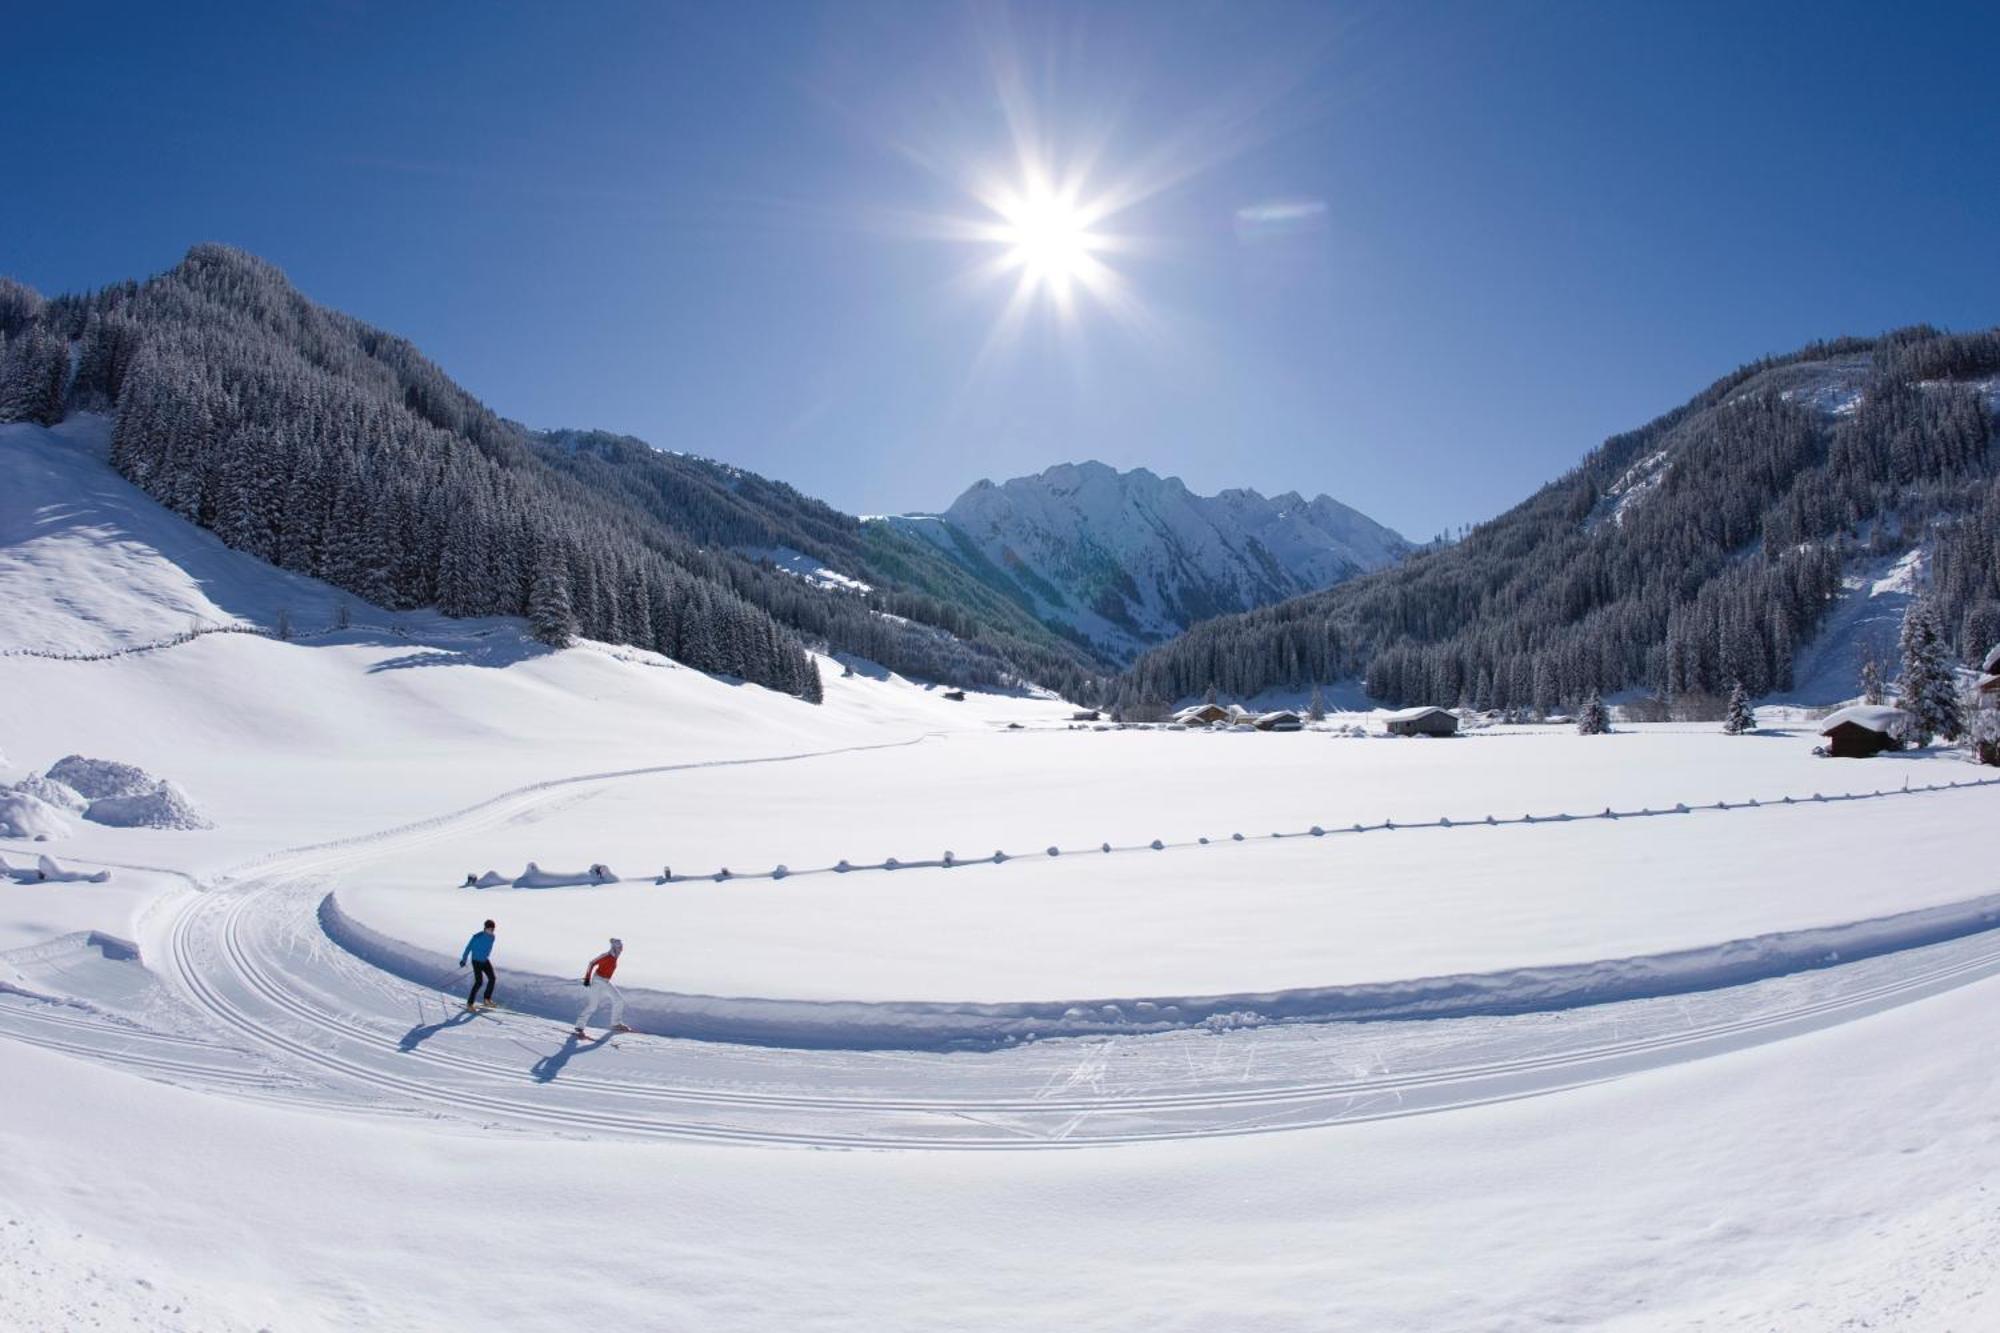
[459,920,498,1010]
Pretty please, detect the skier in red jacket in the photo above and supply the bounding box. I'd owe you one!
[573,938,629,1038]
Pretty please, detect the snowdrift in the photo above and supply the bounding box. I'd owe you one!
[10,773,88,813]
[0,790,74,840]
[0,854,110,884]
[321,888,2000,1051]
[509,862,619,889]
[82,781,212,831]
[6,756,216,831]
[46,755,158,801]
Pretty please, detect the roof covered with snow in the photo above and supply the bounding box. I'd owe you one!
[1984,643,2000,674]
[1819,705,1908,735]
[1383,706,1454,723]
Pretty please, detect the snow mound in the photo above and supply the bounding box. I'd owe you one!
[470,870,512,889]
[8,773,88,813]
[82,781,213,831]
[45,755,158,801]
[511,862,619,889]
[30,854,111,884]
[0,790,74,841]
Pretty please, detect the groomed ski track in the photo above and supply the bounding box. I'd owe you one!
[5,738,2000,1150]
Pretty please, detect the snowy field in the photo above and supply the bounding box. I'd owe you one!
[6,416,2000,1329]
[335,728,1995,1005]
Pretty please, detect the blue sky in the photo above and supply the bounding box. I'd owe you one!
[6,1,1997,539]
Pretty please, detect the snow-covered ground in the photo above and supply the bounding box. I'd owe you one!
[333,729,1993,1005]
[6,415,2000,1329]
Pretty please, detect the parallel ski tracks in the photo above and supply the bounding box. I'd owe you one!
[144,865,2000,1149]
[9,738,2000,1149]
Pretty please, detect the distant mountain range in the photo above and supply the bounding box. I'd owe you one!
[875,462,1410,660]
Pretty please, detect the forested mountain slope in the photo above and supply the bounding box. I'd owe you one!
[1119,328,2000,711]
[0,246,1106,699]
[875,461,1410,661]
[529,429,1112,692]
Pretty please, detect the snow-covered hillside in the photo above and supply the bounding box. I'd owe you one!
[877,461,1409,659]
[0,417,369,655]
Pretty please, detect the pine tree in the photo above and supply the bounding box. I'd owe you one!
[1860,656,1885,705]
[1898,597,1962,745]
[1577,691,1611,735]
[1723,681,1756,734]
[1307,684,1327,722]
[528,559,576,648]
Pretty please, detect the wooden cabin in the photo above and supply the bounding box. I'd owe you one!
[1384,705,1459,737]
[1818,704,1908,758]
[1173,703,1231,727]
[1253,710,1304,732]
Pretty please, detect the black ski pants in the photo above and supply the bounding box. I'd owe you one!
[467,959,495,1005]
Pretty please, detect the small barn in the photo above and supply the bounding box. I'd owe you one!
[1818,704,1908,758]
[1070,709,1102,722]
[1253,710,1303,732]
[1174,703,1231,727]
[1384,705,1459,738]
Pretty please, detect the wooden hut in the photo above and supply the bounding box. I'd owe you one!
[1818,704,1908,758]
[1253,710,1303,732]
[1976,644,2000,766]
[1383,705,1459,738]
[1173,703,1231,727]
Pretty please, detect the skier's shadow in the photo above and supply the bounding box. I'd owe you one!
[398,1007,480,1052]
[532,1032,611,1084]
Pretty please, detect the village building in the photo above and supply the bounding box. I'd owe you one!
[1253,710,1303,732]
[1976,644,2000,766]
[1383,705,1460,738]
[1173,703,1231,727]
[1818,704,1909,758]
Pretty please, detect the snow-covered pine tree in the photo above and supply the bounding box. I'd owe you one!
[1898,597,1962,745]
[1860,656,1885,705]
[1577,691,1611,735]
[527,558,576,648]
[1203,682,1218,707]
[1307,685,1327,722]
[1723,681,1756,734]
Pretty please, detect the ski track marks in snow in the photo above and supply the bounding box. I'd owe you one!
[6,736,2000,1150]
[6,828,2000,1147]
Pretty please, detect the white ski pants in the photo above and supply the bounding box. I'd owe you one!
[577,978,625,1030]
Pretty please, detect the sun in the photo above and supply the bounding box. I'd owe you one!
[992,185,1098,292]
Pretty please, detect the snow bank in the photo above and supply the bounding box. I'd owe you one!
[0,854,109,883]
[82,781,213,831]
[510,862,619,889]
[8,773,87,813]
[45,755,156,801]
[0,791,74,841]
[321,887,2000,1051]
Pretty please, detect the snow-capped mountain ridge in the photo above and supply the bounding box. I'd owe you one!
[880,460,1410,659]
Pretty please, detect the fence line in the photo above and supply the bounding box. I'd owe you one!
[464,773,2000,891]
